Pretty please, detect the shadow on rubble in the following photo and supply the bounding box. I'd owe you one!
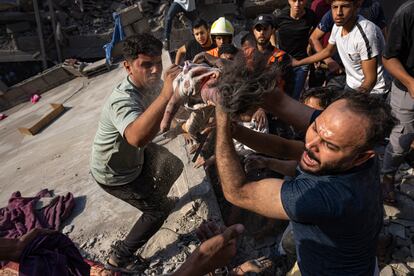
[61,195,87,227]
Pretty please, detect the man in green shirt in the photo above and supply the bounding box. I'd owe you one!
[90,34,181,273]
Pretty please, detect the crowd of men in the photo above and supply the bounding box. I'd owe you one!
[86,0,414,274]
[2,0,414,275]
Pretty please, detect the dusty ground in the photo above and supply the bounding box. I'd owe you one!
[0,64,223,274]
[1,61,414,275]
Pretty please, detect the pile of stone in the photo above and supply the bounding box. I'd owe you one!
[381,167,414,276]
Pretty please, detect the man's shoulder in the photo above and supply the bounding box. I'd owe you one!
[275,8,291,21]
[355,16,380,34]
[396,0,414,16]
[186,39,198,48]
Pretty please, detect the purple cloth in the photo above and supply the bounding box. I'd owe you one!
[19,232,90,276]
[0,189,75,238]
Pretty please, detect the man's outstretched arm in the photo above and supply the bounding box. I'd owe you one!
[124,65,181,147]
[232,123,304,160]
[215,105,289,220]
[261,89,315,132]
[292,43,337,67]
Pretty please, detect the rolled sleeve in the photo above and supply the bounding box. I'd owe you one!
[109,96,143,137]
[358,27,382,61]
[318,11,334,33]
[281,177,340,223]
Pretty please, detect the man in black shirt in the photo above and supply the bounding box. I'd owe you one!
[274,0,318,99]
[175,19,215,65]
[381,0,414,204]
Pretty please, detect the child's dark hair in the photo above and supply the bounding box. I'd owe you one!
[218,44,239,57]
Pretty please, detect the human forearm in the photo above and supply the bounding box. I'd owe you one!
[266,159,297,177]
[295,47,333,66]
[233,124,304,160]
[261,90,315,132]
[383,57,414,96]
[175,46,186,65]
[125,93,170,147]
[216,107,248,202]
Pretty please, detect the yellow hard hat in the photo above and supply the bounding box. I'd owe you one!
[210,17,234,36]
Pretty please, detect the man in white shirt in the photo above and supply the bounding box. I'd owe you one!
[163,0,197,50]
[293,0,389,95]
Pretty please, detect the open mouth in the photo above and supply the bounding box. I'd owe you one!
[302,150,319,167]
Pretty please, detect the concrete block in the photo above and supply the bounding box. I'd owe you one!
[119,4,144,26]
[6,21,31,34]
[132,19,150,34]
[243,0,287,18]
[123,25,135,37]
[16,36,40,51]
[0,80,8,93]
[41,66,73,86]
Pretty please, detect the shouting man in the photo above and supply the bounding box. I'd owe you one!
[214,63,395,273]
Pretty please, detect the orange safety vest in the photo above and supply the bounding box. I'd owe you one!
[267,48,287,65]
[206,47,220,57]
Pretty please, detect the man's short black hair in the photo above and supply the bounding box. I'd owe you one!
[337,92,397,150]
[123,34,162,61]
[218,44,239,57]
[192,18,209,30]
[300,87,336,109]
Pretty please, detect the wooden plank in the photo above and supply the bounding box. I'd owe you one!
[18,103,65,136]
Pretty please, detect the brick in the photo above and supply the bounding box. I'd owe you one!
[119,5,144,26]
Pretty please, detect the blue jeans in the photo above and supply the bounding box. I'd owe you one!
[292,65,309,100]
[163,3,197,41]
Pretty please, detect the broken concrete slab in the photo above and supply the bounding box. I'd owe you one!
[388,223,406,239]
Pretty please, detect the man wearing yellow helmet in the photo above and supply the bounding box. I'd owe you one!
[206,17,235,57]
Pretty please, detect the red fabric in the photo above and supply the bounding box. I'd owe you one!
[311,0,331,47]
[311,0,330,22]
[0,189,75,238]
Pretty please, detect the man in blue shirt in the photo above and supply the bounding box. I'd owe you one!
[214,79,395,274]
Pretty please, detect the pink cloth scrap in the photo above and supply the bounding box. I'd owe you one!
[0,189,75,238]
[30,94,41,104]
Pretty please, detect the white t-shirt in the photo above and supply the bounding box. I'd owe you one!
[328,16,389,94]
[174,0,196,11]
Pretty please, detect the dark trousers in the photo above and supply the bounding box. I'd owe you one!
[163,3,197,41]
[98,143,183,253]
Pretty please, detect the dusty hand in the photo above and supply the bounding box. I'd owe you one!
[244,154,269,172]
[191,224,245,275]
[161,64,182,100]
[291,58,300,67]
[12,228,56,262]
[194,155,215,169]
[196,221,225,242]
[251,108,267,130]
